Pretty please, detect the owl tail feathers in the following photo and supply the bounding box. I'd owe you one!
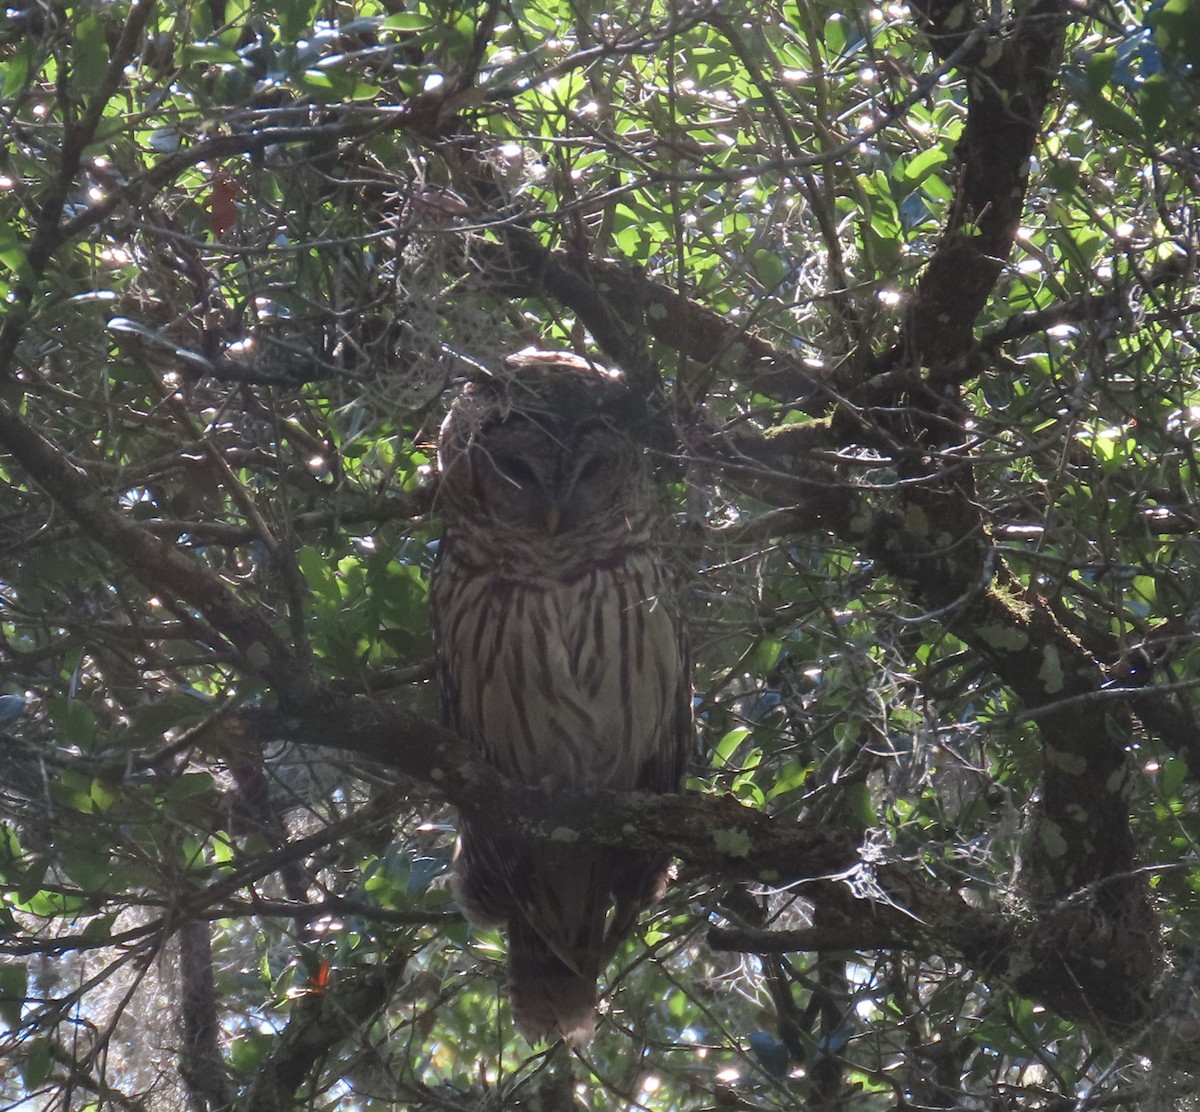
[510,974,596,1046]
[507,917,599,1046]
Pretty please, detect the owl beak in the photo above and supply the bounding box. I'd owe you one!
[544,506,561,535]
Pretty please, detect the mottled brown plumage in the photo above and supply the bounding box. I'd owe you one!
[430,350,690,1043]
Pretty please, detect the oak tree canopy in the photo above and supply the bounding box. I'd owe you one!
[1,0,1199,1107]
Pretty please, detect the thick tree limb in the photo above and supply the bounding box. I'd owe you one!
[706,875,1016,978]
[251,691,1161,1028]
[178,919,232,1112]
[888,6,1155,1009]
[903,0,1072,369]
[477,236,833,410]
[718,430,1140,879]
[699,424,1158,1020]
[252,698,858,884]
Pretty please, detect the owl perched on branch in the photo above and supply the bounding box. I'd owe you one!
[430,350,691,1044]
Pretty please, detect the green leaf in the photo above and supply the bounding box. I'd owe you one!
[230,1034,268,1071]
[299,545,341,605]
[0,963,27,1028]
[1150,0,1200,69]
[15,888,88,917]
[165,772,217,805]
[46,698,97,750]
[0,220,26,274]
[1082,94,1144,141]
[60,842,117,890]
[757,638,783,672]
[1159,757,1187,799]
[0,823,22,866]
[180,43,243,66]
[277,0,317,43]
[2,38,37,98]
[825,13,846,54]
[1046,159,1081,193]
[1131,575,1157,608]
[1138,75,1172,138]
[22,1036,53,1089]
[897,147,949,187]
[844,780,875,830]
[752,249,787,289]
[1084,49,1116,92]
[81,913,119,941]
[73,15,110,95]
[712,728,751,769]
[383,12,432,30]
[767,763,812,800]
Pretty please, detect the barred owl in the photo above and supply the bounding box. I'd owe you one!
[430,350,691,1044]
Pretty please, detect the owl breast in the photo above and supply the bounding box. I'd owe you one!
[432,548,683,790]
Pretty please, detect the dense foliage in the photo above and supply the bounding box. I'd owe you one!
[1,0,1199,1107]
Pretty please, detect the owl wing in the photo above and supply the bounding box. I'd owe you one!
[637,607,692,795]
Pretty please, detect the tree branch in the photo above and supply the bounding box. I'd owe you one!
[249,698,859,884]
[250,691,1159,1028]
[237,950,410,1112]
[178,919,232,1112]
[0,0,159,381]
[476,237,834,410]
[904,0,1072,369]
[0,397,305,700]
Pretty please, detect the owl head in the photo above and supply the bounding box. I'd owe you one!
[437,350,648,544]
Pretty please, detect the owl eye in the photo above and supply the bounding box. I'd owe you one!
[493,454,539,487]
[577,456,605,483]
